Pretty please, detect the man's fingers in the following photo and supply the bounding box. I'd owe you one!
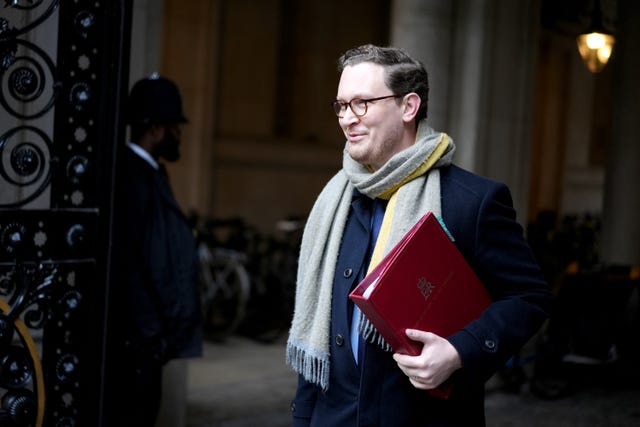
[405,328,438,343]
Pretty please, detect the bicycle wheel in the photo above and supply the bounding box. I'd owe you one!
[198,245,251,341]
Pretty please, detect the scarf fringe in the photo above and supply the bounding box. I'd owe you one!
[286,339,330,391]
[358,315,393,352]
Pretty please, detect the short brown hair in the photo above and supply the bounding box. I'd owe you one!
[338,44,429,121]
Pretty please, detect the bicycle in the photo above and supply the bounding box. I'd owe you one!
[234,216,304,343]
[191,215,252,342]
[190,213,303,344]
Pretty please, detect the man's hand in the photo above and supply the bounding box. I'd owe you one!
[392,329,462,390]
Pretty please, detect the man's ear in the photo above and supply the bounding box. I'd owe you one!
[401,93,421,123]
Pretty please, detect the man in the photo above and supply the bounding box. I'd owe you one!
[286,44,553,426]
[107,73,202,427]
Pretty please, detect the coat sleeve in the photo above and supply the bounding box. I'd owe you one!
[112,157,169,351]
[145,176,202,358]
[291,374,318,427]
[444,176,553,384]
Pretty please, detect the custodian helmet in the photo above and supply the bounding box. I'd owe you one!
[127,73,188,125]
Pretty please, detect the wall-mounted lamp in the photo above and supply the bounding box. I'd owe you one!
[576,0,615,73]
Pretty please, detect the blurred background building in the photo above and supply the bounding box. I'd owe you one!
[131,0,638,267]
[1,1,638,426]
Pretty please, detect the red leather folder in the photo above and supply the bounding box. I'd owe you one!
[349,211,491,398]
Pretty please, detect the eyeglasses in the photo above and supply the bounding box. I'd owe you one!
[331,94,406,118]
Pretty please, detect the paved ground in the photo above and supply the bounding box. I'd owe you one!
[187,335,295,427]
[186,334,640,427]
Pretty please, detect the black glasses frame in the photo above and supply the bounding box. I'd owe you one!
[331,94,406,118]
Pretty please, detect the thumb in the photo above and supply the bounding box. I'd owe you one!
[405,328,437,344]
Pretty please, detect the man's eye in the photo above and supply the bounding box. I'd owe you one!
[353,99,367,107]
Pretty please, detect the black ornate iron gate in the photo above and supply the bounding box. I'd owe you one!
[0,1,131,426]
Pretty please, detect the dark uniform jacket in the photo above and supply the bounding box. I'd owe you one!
[291,164,553,427]
[111,145,202,363]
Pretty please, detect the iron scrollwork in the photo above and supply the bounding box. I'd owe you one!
[1,1,60,209]
[1,0,128,425]
[0,1,102,426]
[0,126,54,208]
[0,262,57,427]
[0,260,88,427]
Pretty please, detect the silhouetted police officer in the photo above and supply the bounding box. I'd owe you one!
[107,73,202,427]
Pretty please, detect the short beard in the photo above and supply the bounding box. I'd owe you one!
[157,132,180,162]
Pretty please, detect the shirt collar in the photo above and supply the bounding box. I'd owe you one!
[127,142,158,170]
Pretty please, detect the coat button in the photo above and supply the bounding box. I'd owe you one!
[290,402,296,412]
[335,334,345,346]
[484,340,496,350]
[343,268,353,278]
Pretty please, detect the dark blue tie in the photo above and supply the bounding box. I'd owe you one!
[351,198,387,362]
[369,199,386,255]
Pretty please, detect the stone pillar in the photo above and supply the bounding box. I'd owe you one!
[156,360,189,427]
[390,0,455,133]
[129,0,163,81]
[390,0,540,223]
[600,0,640,266]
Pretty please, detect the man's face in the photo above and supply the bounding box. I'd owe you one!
[336,62,407,171]
[156,123,182,162]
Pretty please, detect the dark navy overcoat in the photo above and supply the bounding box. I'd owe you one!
[111,146,203,361]
[291,164,552,427]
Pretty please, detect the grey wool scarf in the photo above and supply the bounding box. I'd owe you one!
[286,123,455,391]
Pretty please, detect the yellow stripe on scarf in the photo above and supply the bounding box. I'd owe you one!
[378,131,450,200]
[368,130,450,273]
